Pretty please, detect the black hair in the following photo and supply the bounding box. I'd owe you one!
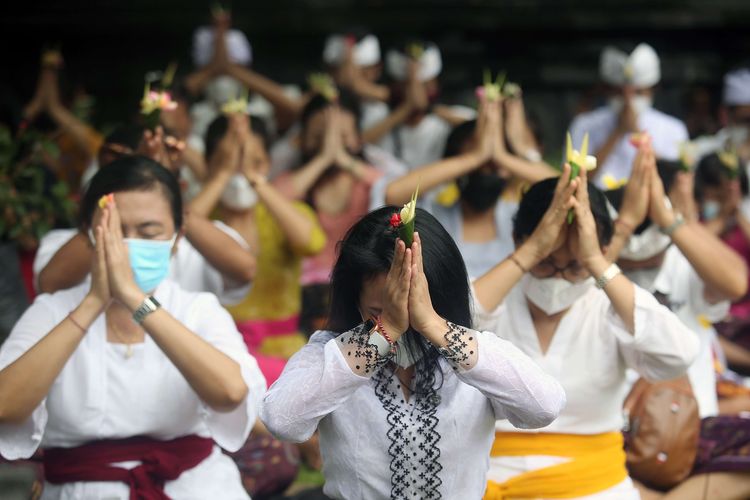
[300,88,362,131]
[103,123,145,151]
[204,114,270,162]
[327,206,472,396]
[80,155,183,230]
[514,177,614,245]
[695,153,749,202]
[443,120,476,159]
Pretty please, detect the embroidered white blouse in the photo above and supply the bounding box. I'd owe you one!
[473,280,699,499]
[261,323,566,500]
[0,280,266,499]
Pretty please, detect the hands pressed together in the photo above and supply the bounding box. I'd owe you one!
[379,233,449,346]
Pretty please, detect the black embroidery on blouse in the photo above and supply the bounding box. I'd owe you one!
[437,321,472,370]
[373,366,443,499]
[339,323,391,374]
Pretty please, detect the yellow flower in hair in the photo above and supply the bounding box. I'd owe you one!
[566,132,597,176]
[678,141,698,172]
[718,149,740,178]
[602,175,628,190]
[221,90,250,115]
[307,73,339,102]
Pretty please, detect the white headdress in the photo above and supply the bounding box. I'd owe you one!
[600,43,660,88]
[193,27,252,67]
[323,34,381,67]
[723,68,750,106]
[386,43,442,82]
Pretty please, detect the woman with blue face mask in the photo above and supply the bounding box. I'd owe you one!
[0,156,265,499]
[473,165,698,499]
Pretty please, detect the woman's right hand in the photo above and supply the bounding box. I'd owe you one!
[522,163,578,263]
[618,145,653,229]
[380,239,412,341]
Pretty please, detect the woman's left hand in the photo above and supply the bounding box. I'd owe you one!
[570,169,605,273]
[408,233,447,341]
[100,199,143,306]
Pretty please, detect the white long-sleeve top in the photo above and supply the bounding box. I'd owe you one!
[0,280,266,499]
[261,323,566,500]
[473,280,699,435]
[474,280,699,499]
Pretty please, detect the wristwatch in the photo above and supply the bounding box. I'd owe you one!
[132,296,161,324]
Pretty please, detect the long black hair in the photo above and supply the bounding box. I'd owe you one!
[327,206,471,396]
[513,176,614,245]
[695,152,749,202]
[80,155,182,230]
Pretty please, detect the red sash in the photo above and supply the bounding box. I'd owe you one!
[43,435,213,500]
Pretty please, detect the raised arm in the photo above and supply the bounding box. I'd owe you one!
[37,232,92,294]
[183,212,256,283]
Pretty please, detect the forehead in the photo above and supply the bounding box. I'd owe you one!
[112,189,175,229]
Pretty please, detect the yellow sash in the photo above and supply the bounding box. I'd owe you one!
[484,432,628,500]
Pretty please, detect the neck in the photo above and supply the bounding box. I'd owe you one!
[460,200,496,221]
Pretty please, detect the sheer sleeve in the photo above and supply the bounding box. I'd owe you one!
[186,293,266,452]
[0,296,60,459]
[261,327,379,443]
[438,323,566,429]
[609,286,700,382]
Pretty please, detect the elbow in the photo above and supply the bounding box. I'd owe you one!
[532,380,567,428]
[210,380,249,413]
[37,270,57,295]
[236,260,257,284]
[259,399,313,443]
[0,399,30,426]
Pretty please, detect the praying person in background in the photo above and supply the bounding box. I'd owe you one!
[274,90,382,331]
[261,207,566,500]
[190,112,325,384]
[322,28,393,151]
[0,156,265,498]
[22,49,103,191]
[608,150,750,500]
[33,150,256,307]
[473,166,698,499]
[694,66,750,171]
[363,41,473,170]
[569,43,688,189]
[386,98,556,278]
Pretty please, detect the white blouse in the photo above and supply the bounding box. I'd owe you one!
[473,279,699,499]
[0,280,266,499]
[261,324,566,500]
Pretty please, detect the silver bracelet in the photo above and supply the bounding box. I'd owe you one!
[132,296,161,324]
[595,264,622,290]
[659,213,685,237]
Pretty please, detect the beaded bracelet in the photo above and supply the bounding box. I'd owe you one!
[375,316,397,355]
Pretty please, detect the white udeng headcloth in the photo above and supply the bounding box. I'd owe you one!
[600,43,660,88]
[323,34,381,67]
[723,68,750,106]
[386,44,442,82]
[193,27,252,67]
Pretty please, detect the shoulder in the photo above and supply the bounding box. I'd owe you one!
[646,109,688,134]
[571,107,613,128]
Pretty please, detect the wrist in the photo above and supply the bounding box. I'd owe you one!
[82,293,108,315]
[121,288,148,312]
[517,240,544,269]
[584,253,609,277]
[421,315,450,346]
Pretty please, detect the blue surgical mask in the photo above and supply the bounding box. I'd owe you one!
[701,200,721,221]
[125,236,176,292]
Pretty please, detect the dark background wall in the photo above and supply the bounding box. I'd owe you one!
[2,0,750,150]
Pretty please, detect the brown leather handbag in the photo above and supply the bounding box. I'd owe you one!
[622,376,701,490]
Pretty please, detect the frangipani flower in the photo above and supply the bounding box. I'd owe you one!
[407,43,424,60]
[140,83,177,129]
[602,175,628,190]
[629,132,652,149]
[392,185,419,246]
[476,69,505,102]
[565,132,597,223]
[308,73,339,102]
[502,82,522,98]
[221,90,250,115]
[98,193,115,209]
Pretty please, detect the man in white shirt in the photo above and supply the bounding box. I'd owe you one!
[569,43,688,189]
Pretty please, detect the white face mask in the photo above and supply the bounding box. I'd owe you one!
[608,96,624,114]
[624,267,661,292]
[523,275,594,316]
[205,76,244,107]
[221,174,257,211]
[630,95,653,115]
[727,125,749,148]
[701,200,721,221]
[393,332,425,369]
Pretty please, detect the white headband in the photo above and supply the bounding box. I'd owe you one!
[386,45,442,82]
[323,34,381,67]
[723,68,750,106]
[193,27,252,68]
[600,43,660,88]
